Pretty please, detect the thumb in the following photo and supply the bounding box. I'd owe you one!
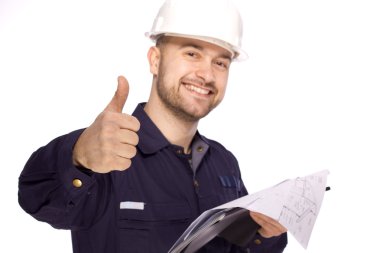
[105,76,129,112]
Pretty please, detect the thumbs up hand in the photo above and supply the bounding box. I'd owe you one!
[73,76,140,173]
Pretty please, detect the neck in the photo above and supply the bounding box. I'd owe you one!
[144,99,198,154]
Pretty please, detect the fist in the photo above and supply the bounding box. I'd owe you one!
[73,76,140,173]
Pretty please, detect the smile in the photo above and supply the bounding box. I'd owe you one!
[184,84,211,95]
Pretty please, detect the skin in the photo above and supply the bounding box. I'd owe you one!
[144,36,232,153]
[72,36,287,239]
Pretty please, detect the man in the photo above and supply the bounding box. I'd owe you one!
[18,0,287,252]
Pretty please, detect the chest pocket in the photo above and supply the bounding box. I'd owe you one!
[218,175,242,203]
[117,201,192,253]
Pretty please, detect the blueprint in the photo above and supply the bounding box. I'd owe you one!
[213,170,329,249]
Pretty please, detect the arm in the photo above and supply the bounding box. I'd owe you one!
[246,212,288,253]
[18,76,140,230]
[18,129,109,230]
[237,179,288,252]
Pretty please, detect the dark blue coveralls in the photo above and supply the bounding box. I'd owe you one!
[19,103,287,253]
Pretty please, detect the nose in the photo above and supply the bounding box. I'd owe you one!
[194,61,215,84]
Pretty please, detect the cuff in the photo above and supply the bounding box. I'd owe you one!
[248,232,288,252]
[57,129,96,206]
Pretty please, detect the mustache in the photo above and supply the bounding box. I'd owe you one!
[180,77,216,90]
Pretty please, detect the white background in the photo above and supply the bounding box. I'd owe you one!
[1,0,379,252]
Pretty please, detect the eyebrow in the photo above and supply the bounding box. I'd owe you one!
[180,43,232,61]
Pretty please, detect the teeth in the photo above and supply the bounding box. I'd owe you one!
[185,84,210,95]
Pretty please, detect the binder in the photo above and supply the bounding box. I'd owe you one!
[168,207,259,253]
[168,170,330,252]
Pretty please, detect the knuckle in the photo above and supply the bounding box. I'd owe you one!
[124,159,132,168]
[130,132,139,145]
[130,146,137,157]
[99,125,118,142]
[124,145,137,158]
[135,118,141,130]
[133,117,141,131]
[126,115,140,130]
[123,113,133,122]
[116,159,131,170]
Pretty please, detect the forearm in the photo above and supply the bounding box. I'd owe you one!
[18,129,107,230]
[237,185,288,252]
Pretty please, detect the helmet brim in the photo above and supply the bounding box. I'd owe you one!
[145,32,248,62]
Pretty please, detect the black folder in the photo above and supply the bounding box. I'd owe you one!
[168,207,260,253]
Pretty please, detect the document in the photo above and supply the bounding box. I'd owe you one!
[168,170,329,253]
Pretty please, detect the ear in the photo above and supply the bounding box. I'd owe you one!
[147,46,160,75]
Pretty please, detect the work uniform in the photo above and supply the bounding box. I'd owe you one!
[19,103,287,253]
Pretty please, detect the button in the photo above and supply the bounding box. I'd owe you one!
[176,149,183,154]
[72,178,83,188]
[196,146,203,152]
[254,239,262,245]
[194,180,199,188]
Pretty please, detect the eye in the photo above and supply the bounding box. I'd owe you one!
[214,60,229,70]
[186,51,198,58]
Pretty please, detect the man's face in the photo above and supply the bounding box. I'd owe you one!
[153,36,232,122]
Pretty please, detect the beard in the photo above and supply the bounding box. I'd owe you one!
[156,66,217,123]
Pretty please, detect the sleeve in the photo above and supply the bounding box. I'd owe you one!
[243,233,287,253]
[236,183,287,253]
[18,129,112,231]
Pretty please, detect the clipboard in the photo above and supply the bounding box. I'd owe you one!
[168,207,259,253]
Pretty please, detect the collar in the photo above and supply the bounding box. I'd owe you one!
[132,103,210,155]
[133,103,170,154]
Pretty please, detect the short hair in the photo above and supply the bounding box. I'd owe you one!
[155,35,165,47]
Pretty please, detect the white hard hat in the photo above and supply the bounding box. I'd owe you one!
[146,0,248,61]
